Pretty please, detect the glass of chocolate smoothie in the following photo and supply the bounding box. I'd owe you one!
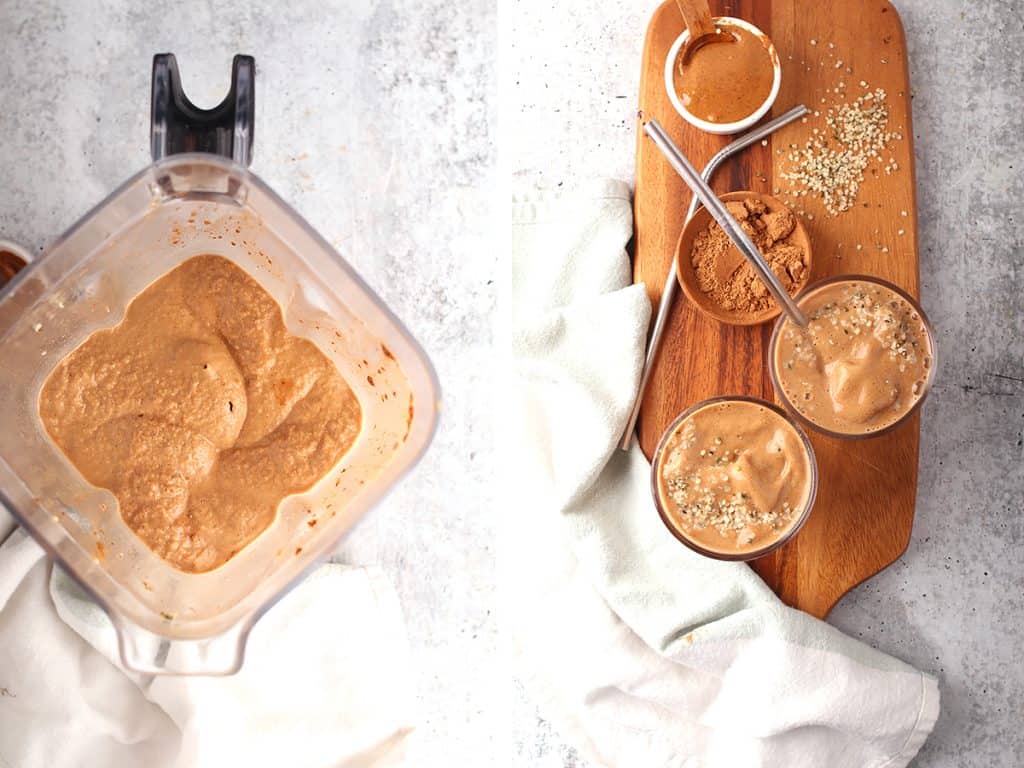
[769,275,937,439]
[651,396,818,561]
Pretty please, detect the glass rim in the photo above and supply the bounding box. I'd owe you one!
[649,395,819,562]
[768,274,937,440]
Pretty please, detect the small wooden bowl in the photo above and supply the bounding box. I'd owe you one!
[675,191,813,326]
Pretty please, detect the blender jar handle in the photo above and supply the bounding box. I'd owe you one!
[150,53,255,167]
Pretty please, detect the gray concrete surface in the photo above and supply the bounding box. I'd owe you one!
[506,1,1023,766]
[0,1,497,765]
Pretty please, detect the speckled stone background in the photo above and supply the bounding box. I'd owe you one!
[0,0,496,765]
[507,0,1023,766]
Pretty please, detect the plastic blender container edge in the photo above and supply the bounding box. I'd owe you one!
[0,55,440,675]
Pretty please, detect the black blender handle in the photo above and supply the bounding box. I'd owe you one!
[150,53,254,166]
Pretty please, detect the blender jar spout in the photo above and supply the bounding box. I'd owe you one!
[150,53,255,167]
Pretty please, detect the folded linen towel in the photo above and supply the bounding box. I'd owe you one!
[0,508,415,768]
[507,179,939,768]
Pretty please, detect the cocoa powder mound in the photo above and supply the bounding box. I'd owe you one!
[691,197,808,315]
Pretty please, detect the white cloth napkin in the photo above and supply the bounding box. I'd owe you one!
[0,507,415,768]
[507,179,939,768]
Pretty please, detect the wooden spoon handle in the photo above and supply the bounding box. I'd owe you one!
[674,0,717,39]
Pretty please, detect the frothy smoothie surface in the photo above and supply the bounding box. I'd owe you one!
[655,400,813,556]
[39,255,362,573]
[773,279,932,435]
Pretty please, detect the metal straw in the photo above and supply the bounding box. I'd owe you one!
[645,119,809,324]
[619,105,809,451]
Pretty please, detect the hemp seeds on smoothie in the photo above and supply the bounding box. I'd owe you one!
[655,399,814,556]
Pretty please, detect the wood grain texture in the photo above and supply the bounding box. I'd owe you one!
[634,0,920,618]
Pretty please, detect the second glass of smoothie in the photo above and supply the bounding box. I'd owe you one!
[651,396,818,561]
[770,275,936,438]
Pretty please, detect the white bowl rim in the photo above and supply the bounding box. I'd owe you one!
[0,238,34,265]
[663,16,782,135]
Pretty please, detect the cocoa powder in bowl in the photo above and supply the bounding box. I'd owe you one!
[676,192,812,325]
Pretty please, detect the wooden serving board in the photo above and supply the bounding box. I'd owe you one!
[635,0,920,618]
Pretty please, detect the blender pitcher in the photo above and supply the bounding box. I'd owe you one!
[0,54,440,675]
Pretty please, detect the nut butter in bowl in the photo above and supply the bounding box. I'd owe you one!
[651,396,818,561]
[663,16,781,134]
[769,275,937,439]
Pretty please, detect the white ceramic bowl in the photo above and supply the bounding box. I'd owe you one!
[0,238,33,266]
[664,17,782,135]
[0,238,33,287]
